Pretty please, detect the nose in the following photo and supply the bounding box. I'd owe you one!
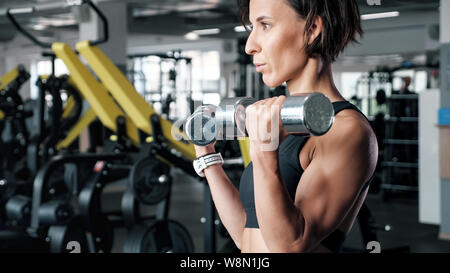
[245,31,261,56]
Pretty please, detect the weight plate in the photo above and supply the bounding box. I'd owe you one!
[303,93,334,136]
[47,216,88,253]
[128,157,171,205]
[185,105,217,146]
[123,220,194,253]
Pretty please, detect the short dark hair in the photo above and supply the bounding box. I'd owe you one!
[237,0,363,65]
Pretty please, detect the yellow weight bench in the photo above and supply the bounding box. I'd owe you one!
[56,107,96,150]
[0,66,20,91]
[37,74,95,151]
[0,65,30,124]
[61,95,76,119]
[0,65,30,96]
[75,40,252,166]
[51,43,139,146]
[75,40,195,161]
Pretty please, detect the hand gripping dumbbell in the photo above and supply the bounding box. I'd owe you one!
[184,92,335,146]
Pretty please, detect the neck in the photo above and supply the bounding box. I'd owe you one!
[286,58,345,103]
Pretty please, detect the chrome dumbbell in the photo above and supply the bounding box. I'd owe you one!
[184,92,335,146]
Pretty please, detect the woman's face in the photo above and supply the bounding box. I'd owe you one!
[245,0,309,88]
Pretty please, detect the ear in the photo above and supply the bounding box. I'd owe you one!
[307,15,323,45]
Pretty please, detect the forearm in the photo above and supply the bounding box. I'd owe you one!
[203,164,246,248]
[252,157,306,252]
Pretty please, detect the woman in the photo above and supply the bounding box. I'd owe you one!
[194,0,378,253]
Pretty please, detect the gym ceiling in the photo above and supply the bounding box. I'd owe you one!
[0,0,441,43]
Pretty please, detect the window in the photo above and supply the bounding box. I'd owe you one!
[340,72,363,100]
[130,50,221,120]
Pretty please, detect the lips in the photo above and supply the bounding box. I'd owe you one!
[254,63,266,72]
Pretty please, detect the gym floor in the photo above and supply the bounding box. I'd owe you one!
[102,168,450,253]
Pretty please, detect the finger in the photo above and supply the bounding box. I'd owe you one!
[247,110,259,142]
[259,98,270,106]
[274,95,286,106]
[272,95,285,121]
[273,96,288,138]
[258,97,276,122]
[246,103,257,130]
[264,96,279,106]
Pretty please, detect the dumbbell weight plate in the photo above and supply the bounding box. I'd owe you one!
[123,220,194,253]
[184,105,217,146]
[302,93,335,136]
[128,157,171,205]
[280,92,335,136]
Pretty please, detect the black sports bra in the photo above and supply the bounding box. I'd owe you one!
[238,101,373,252]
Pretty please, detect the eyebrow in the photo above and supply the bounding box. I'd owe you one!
[250,15,273,24]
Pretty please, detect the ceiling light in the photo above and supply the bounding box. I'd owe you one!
[132,9,171,18]
[184,32,199,40]
[234,26,246,32]
[8,7,34,15]
[192,28,220,35]
[32,24,46,30]
[34,17,77,27]
[361,11,400,20]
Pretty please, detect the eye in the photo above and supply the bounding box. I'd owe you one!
[245,24,254,32]
[261,22,271,30]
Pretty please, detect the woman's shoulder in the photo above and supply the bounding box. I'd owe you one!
[309,109,378,180]
[318,108,377,157]
[333,108,373,137]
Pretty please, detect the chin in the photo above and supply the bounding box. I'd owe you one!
[262,74,283,89]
